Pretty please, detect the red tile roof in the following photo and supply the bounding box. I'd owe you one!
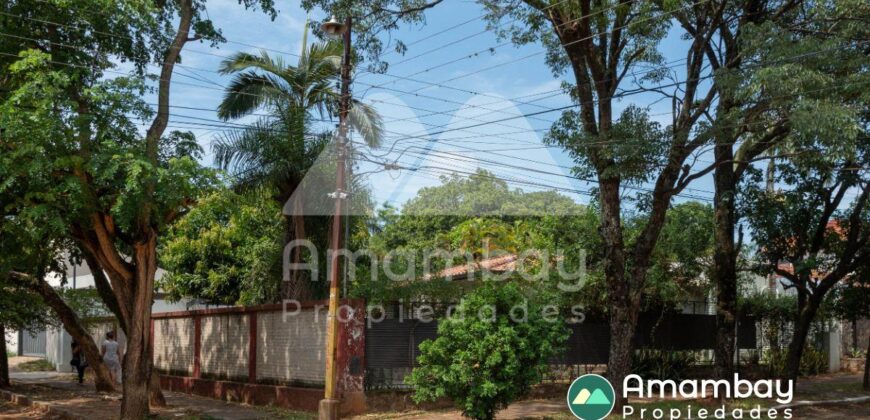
[426,254,518,280]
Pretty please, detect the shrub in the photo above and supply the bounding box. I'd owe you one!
[406,282,569,420]
[800,347,828,376]
[762,346,828,377]
[848,348,866,359]
[630,349,695,381]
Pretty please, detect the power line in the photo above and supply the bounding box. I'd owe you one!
[385,143,717,200]
[0,4,678,117]
[5,17,860,142]
[378,55,692,128]
[4,25,867,173]
[7,38,860,162]
[9,2,573,116]
[387,0,714,98]
[379,15,483,58]
[372,0,637,88]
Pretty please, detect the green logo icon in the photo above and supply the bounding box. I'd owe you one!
[567,374,616,420]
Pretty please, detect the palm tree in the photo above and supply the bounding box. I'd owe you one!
[213,24,383,299]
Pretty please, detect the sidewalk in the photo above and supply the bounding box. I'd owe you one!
[352,373,870,420]
[4,371,868,419]
[3,375,313,420]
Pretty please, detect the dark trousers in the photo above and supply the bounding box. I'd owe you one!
[73,363,85,383]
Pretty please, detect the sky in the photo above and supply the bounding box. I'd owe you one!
[134,0,722,213]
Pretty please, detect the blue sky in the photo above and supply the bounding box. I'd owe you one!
[140,0,720,212]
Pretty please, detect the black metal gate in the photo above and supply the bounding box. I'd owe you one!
[364,312,756,389]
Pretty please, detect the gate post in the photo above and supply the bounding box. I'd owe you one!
[336,299,366,415]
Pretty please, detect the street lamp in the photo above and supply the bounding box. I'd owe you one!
[320,16,347,39]
[319,14,352,420]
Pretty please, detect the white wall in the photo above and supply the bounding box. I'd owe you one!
[5,329,17,355]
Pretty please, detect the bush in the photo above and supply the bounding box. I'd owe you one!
[762,346,828,377]
[800,347,828,376]
[631,349,695,381]
[406,282,569,420]
[847,348,866,359]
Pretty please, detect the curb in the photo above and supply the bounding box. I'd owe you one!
[0,387,86,420]
[772,395,870,410]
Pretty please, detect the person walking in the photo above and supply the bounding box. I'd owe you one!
[70,339,88,384]
[100,331,122,385]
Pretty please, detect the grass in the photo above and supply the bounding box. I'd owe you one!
[5,350,16,358]
[152,414,222,420]
[16,359,55,372]
[255,406,317,419]
[797,377,867,399]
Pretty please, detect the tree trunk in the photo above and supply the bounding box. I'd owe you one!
[863,330,869,390]
[712,144,738,380]
[13,271,115,391]
[608,301,638,410]
[149,374,166,407]
[119,239,158,419]
[0,323,9,388]
[599,178,634,410]
[785,296,820,381]
[80,246,165,406]
[281,192,310,301]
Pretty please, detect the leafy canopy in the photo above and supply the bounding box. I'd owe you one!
[158,189,283,305]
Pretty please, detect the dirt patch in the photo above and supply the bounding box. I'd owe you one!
[0,398,56,419]
[791,402,870,418]
[5,378,315,420]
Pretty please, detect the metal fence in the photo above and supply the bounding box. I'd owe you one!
[364,310,756,390]
[18,329,47,357]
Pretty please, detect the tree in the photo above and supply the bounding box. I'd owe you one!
[1,187,118,392]
[474,1,727,405]
[645,202,715,309]
[0,0,276,415]
[158,189,284,305]
[370,169,588,252]
[300,0,446,72]
[698,0,870,379]
[213,23,383,299]
[407,282,569,420]
[743,135,870,381]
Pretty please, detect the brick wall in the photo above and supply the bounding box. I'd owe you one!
[256,309,326,385]
[201,313,250,381]
[151,300,364,390]
[153,317,194,375]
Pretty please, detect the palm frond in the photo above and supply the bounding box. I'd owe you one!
[218,50,286,77]
[348,99,384,148]
[305,41,342,71]
[217,71,285,120]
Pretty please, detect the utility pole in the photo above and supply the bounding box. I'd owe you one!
[319,15,351,420]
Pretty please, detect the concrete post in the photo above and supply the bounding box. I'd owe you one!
[824,325,842,373]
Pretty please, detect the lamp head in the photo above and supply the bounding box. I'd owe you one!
[320,16,346,39]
